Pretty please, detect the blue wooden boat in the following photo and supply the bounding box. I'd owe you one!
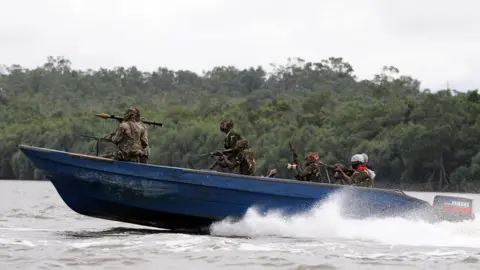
[19,145,475,233]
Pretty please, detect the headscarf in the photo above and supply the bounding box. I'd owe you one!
[123,107,137,121]
[220,118,234,132]
[235,139,249,151]
[304,152,319,165]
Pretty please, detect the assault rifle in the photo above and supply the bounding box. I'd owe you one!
[318,161,336,170]
[198,148,235,170]
[198,148,235,157]
[79,135,112,156]
[288,142,300,165]
[288,142,302,180]
[95,113,163,127]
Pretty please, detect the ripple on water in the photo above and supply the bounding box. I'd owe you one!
[295,264,337,270]
[2,181,480,270]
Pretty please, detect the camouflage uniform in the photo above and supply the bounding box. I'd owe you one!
[295,153,320,182]
[134,107,149,164]
[350,170,373,187]
[334,154,373,187]
[221,118,242,150]
[351,154,374,187]
[102,107,148,163]
[217,118,242,171]
[223,139,256,176]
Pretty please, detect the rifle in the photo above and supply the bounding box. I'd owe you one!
[95,113,163,127]
[198,148,235,170]
[318,161,336,170]
[198,148,235,157]
[288,142,302,180]
[317,161,354,173]
[288,142,299,165]
[322,162,357,185]
[317,161,334,184]
[79,135,112,156]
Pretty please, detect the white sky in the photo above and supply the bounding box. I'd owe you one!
[0,0,479,91]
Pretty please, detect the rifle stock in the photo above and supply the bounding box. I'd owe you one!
[95,113,163,127]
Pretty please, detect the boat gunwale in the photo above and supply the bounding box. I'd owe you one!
[18,144,423,201]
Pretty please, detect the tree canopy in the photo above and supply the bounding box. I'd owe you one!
[1,56,480,192]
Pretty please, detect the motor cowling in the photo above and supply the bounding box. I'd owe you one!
[432,195,475,222]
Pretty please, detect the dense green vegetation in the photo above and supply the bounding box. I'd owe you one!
[1,56,480,192]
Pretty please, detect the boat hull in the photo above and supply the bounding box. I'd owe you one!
[19,145,436,232]
[47,172,216,231]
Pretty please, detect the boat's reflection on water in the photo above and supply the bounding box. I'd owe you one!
[59,227,174,239]
[58,226,254,240]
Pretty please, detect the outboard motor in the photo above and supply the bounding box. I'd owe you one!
[432,195,475,222]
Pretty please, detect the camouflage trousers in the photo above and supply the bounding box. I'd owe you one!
[102,150,148,164]
[139,156,148,164]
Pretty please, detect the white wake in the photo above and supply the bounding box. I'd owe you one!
[210,191,480,248]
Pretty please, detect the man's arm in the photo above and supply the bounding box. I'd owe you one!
[221,152,239,169]
[337,168,354,184]
[351,171,372,186]
[295,163,314,178]
[109,124,126,144]
[104,130,117,142]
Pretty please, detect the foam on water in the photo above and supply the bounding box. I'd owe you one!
[210,190,480,248]
[2,181,480,269]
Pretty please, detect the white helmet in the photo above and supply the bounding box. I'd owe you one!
[351,154,364,164]
[361,153,368,164]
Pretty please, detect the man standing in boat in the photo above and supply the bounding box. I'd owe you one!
[215,118,242,172]
[220,139,256,175]
[286,152,321,182]
[101,107,148,163]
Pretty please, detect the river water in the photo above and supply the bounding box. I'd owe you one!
[1,180,480,270]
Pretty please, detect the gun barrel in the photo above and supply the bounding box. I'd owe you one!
[80,135,110,141]
[319,162,335,169]
[198,148,234,157]
[80,135,99,139]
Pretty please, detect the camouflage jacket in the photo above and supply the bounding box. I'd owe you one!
[233,149,256,176]
[109,121,147,157]
[296,162,320,181]
[138,121,149,156]
[350,170,373,187]
[224,129,242,150]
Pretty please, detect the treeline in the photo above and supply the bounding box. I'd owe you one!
[1,56,480,192]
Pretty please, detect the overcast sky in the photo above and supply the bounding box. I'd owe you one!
[0,0,478,91]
